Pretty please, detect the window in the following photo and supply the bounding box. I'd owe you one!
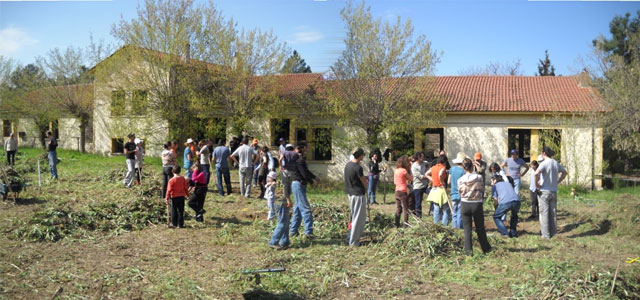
[2,120,11,137]
[421,128,444,161]
[295,128,307,144]
[390,130,415,161]
[540,129,562,162]
[111,138,124,154]
[508,129,531,162]
[312,128,332,161]
[132,90,148,115]
[111,90,126,116]
[271,119,290,146]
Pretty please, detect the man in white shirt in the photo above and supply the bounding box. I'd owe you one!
[231,137,258,198]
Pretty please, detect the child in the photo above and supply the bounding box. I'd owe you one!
[268,192,293,250]
[165,166,189,228]
[188,162,207,222]
[529,159,541,219]
[264,171,277,221]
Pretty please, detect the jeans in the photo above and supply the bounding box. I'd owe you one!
[368,175,378,204]
[513,177,521,195]
[170,196,185,227]
[494,201,521,237]
[239,167,253,197]
[202,164,210,184]
[123,159,135,187]
[433,203,451,226]
[348,194,366,246]
[461,201,491,255]
[162,166,173,198]
[451,199,462,229]
[413,188,426,218]
[48,151,58,179]
[269,204,291,247]
[530,190,539,217]
[7,150,15,166]
[290,181,313,236]
[538,190,558,239]
[216,166,232,196]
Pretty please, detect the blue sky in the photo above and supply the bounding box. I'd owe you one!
[1,0,639,75]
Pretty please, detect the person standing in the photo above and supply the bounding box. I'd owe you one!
[448,153,466,229]
[458,158,491,255]
[501,149,530,195]
[165,166,189,228]
[492,175,521,237]
[280,143,298,204]
[257,146,270,199]
[278,138,286,156]
[183,138,195,179]
[472,152,487,198]
[534,147,567,240]
[123,133,137,188]
[426,155,450,225]
[411,152,429,218]
[394,156,412,228]
[528,157,542,219]
[161,141,176,198]
[289,142,318,238]
[345,148,368,246]
[46,131,58,180]
[4,132,17,166]
[231,137,258,198]
[134,138,144,185]
[213,139,232,196]
[368,151,383,204]
[198,139,212,184]
[188,162,207,222]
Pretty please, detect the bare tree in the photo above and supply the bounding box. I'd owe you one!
[458,59,523,76]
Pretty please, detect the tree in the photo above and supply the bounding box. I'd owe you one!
[326,0,442,150]
[37,45,109,152]
[2,64,60,148]
[281,50,311,73]
[593,10,640,64]
[591,30,640,173]
[537,50,556,76]
[458,59,523,76]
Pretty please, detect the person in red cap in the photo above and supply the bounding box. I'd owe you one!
[472,152,487,198]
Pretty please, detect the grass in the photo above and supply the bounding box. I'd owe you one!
[0,147,639,299]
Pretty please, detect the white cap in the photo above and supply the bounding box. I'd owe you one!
[134,138,143,144]
[285,143,293,148]
[186,138,194,144]
[537,155,544,162]
[267,171,277,180]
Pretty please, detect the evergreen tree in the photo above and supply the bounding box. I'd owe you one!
[537,50,555,76]
[593,10,640,64]
[281,50,311,73]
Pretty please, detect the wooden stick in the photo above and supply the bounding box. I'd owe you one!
[611,261,620,295]
[49,287,63,300]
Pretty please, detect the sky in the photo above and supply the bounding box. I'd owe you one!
[1,0,639,76]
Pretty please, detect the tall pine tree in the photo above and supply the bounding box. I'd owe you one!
[537,49,555,76]
[281,50,312,73]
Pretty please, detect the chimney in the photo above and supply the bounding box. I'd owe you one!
[181,43,190,64]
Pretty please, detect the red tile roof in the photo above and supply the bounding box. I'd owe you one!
[273,73,324,97]
[428,76,607,113]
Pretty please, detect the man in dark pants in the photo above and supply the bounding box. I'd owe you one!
[46,131,58,180]
[4,132,17,166]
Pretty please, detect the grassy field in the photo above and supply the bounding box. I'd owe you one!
[0,148,639,299]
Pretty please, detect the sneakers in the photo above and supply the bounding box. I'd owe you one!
[269,244,284,250]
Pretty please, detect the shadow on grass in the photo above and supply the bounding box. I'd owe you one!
[503,246,551,253]
[568,219,611,238]
[243,289,306,300]
[12,197,47,205]
[559,220,590,233]
[209,216,252,226]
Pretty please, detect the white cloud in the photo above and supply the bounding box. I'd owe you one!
[0,27,38,56]
[287,27,324,44]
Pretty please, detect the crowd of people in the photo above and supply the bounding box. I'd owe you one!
[120,131,568,254]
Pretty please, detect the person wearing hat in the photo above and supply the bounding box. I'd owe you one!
[183,138,195,179]
[345,147,368,245]
[134,138,145,185]
[123,133,137,188]
[491,173,521,238]
[534,147,567,240]
[472,152,487,197]
[231,137,258,198]
[278,137,286,156]
[264,170,279,221]
[501,149,529,196]
[448,152,467,229]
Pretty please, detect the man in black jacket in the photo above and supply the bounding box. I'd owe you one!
[289,142,319,238]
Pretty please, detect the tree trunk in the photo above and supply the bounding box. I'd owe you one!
[365,127,380,151]
[624,158,631,174]
[39,130,47,149]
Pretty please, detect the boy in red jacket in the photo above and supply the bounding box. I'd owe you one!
[166,166,190,228]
